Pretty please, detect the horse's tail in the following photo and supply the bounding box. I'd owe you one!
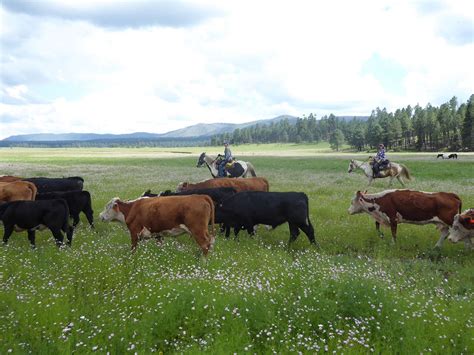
[246,162,257,177]
[400,164,412,181]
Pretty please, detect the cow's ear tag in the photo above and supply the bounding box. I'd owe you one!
[468,218,474,224]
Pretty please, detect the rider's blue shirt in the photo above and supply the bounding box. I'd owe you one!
[375,149,386,162]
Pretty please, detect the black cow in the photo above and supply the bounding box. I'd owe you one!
[0,199,74,248]
[36,190,94,228]
[216,191,318,246]
[22,176,84,193]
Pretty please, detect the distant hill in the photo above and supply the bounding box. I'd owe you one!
[2,114,367,142]
[2,115,298,142]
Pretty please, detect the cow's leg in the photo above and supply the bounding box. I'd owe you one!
[66,226,74,246]
[375,222,384,238]
[191,229,212,256]
[397,176,405,187]
[51,228,64,247]
[390,222,397,244]
[72,214,80,228]
[299,222,319,248]
[27,230,36,249]
[3,224,14,245]
[389,176,394,186]
[288,223,300,244]
[435,226,449,249]
[225,225,231,239]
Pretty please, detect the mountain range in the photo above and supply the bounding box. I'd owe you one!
[2,115,368,142]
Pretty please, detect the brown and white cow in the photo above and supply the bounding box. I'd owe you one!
[348,189,462,248]
[447,209,474,249]
[177,177,269,193]
[0,181,38,202]
[99,195,215,255]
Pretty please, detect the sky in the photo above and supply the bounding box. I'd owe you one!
[0,0,473,139]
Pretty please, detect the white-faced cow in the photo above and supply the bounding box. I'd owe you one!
[448,209,474,249]
[348,189,462,248]
[99,195,215,255]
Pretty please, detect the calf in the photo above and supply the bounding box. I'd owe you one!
[0,181,37,202]
[36,190,94,228]
[23,176,84,193]
[215,191,317,246]
[0,199,74,248]
[177,177,269,193]
[448,209,474,249]
[348,189,462,248]
[99,195,215,255]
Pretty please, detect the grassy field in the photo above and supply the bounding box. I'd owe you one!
[0,147,473,353]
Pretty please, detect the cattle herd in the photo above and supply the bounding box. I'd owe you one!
[0,166,473,253]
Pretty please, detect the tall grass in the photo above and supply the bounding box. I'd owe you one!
[0,150,473,353]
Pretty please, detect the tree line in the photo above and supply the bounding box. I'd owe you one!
[211,95,474,151]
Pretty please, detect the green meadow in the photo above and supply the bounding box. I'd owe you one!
[0,146,473,353]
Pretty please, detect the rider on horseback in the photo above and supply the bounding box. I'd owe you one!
[372,143,389,178]
[218,142,233,177]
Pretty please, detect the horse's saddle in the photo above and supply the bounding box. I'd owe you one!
[225,160,235,169]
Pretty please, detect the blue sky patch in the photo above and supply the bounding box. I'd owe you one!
[361,53,407,95]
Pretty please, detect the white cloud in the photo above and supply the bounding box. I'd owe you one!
[1,0,473,139]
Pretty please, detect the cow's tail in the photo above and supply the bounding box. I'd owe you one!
[27,182,38,200]
[262,177,270,192]
[82,191,94,227]
[400,164,412,181]
[60,200,74,244]
[246,162,257,177]
[208,198,216,249]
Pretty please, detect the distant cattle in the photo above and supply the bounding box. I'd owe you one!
[437,153,458,159]
[23,177,84,193]
[448,209,474,248]
[177,177,269,193]
[100,195,215,254]
[0,181,37,202]
[36,190,94,228]
[348,189,462,248]
[0,176,22,183]
[0,199,74,248]
[215,191,318,246]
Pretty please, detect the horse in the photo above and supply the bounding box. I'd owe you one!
[437,153,458,159]
[347,159,412,186]
[197,152,257,178]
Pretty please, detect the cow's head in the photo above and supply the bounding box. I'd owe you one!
[448,213,474,243]
[197,152,206,167]
[176,182,188,192]
[99,197,125,223]
[348,191,366,214]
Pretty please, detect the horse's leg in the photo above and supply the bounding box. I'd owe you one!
[397,175,405,187]
[367,177,373,186]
